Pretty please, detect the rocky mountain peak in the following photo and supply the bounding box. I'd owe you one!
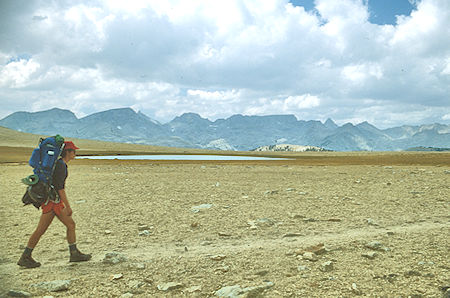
[324,118,338,129]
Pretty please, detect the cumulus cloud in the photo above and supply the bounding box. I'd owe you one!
[0,0,449,127]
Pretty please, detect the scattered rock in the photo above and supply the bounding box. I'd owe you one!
[103,252,127,264]
[30,280,71,292]
[247,218,276,230]
[105,230,112,235]
[327,218,342,222]
[7,290,31,297]
[75,199,86,204]
[210,254,226,261]
[157,282,183,291]
[138,230,151,236]
[297,265,310,272]
[283,233,302,238]
[215,285,242,297]
[320,261,334,272]
[365,241,390,252]
[418,261,434,266]
[218,232,231,237]
[215,282,274,297]
[191,204,213,213]
[303,243,327,255]
[302,252,318,262]
[351,283,362,295]
[247,221,258,230]
[256,218,276,227]
[112,274,124,280]
[121,293,133,298]
[286,188,296,192]
[362,252,378,259]
[215,266,230,273]
[367,218,379,226]
[298,192,308,195]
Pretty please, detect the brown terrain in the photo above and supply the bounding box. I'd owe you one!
[0,126,449,297]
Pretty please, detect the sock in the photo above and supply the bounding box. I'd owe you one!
[69,243,77,253]
[23,247,33,256]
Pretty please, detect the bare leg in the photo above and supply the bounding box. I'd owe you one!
[56,208,91,262]
[19,211,55,268]
[27,211,55,248]
[56,207,76,244]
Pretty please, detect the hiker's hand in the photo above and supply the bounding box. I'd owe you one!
[65,206,73,216]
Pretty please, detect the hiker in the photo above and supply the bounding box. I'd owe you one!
[18,141,91,268]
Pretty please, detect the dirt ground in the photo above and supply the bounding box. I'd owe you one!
[0,155,449,297]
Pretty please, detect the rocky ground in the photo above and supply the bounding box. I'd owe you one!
[0,160,449,297]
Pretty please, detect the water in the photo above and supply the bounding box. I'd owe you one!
[77,155,290,161]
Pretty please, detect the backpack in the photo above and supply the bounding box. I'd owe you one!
[21,135,65,209]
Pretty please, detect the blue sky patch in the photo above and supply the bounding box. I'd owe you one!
[289,0,416,25]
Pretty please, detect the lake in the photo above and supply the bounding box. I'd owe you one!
[77,155,291,161]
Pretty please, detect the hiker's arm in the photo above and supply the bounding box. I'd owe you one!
[58,189,72,216]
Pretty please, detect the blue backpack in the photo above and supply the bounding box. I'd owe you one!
[21,135,65,209]
[29,135,65,184]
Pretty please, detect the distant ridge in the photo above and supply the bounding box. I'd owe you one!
[405,146,450,152]
[1,108,449,151]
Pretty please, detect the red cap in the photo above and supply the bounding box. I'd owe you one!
[64,141,79,150]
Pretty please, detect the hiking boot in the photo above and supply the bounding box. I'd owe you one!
[17,255,41,268]
[70,249,92,262]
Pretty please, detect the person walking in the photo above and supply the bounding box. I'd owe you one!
[18,141,91,268]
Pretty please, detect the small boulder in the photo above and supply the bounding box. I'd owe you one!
[365,241,390,252]
[30,280,71,292]
[157,282,183,291]
[362,252,378,259]
[302,252,318,262]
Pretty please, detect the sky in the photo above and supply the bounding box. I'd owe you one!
[0,0,449,128]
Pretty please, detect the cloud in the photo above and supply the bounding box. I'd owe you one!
[0,58,40,88]
[0,0,449,128]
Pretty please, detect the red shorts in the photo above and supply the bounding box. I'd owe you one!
[42,201,65,216]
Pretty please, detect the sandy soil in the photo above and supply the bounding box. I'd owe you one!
[1,157,449,297]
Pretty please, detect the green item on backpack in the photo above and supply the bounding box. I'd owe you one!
[21,174,39,186]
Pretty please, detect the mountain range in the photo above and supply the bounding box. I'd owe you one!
[1,107,449,151]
